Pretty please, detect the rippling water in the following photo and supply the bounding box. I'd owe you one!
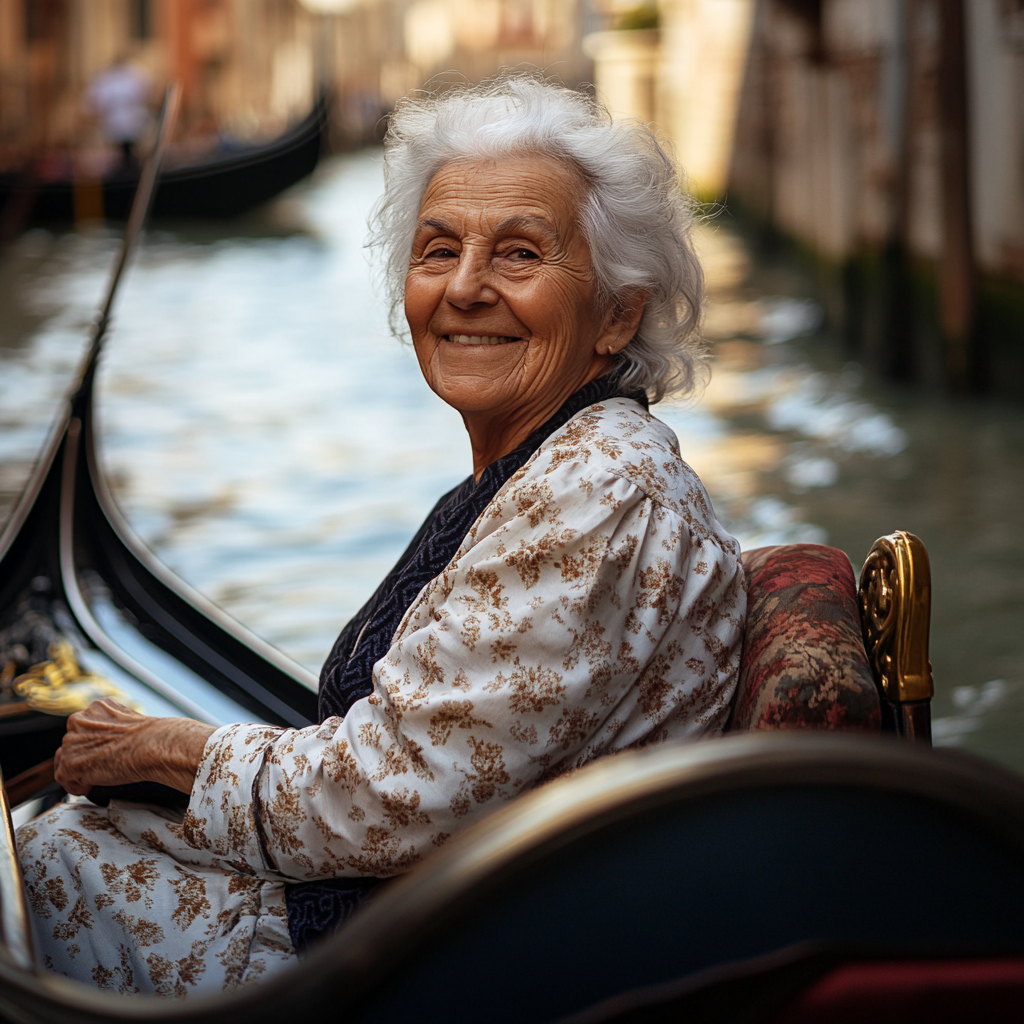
[2,149,1022,772]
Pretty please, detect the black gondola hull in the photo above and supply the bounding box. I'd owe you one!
[0,355,317,789]
[0,99,325,223]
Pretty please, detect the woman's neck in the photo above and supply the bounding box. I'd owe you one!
[464,361,615,480]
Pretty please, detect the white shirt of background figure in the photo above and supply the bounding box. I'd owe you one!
[86,62,152,148]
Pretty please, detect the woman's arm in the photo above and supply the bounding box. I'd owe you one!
[53,699,216,796]
[188,453,744,882]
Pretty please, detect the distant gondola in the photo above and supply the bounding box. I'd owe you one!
[0,95,326,225]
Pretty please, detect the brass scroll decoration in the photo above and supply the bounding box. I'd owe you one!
[858,531,934,703]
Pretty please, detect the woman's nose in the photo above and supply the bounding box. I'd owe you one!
[445,249,499,308]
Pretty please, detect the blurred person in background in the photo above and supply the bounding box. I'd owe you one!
[85,56,153,172]
[18,74,745,997]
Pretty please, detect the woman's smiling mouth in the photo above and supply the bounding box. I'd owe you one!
[445,334,523,346]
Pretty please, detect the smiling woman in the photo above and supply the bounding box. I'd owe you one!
[17,74,746,997]
[405,156,643,476]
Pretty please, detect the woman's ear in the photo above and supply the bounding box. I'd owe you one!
[595,290,649,356]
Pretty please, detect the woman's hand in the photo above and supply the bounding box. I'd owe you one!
[53,700,217,796]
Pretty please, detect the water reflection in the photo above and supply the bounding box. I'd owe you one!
[0,149,1022,771]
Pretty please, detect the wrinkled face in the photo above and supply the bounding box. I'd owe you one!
[404,155,617,427]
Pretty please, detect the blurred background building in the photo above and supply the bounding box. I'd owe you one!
[0,0,1021,398]
[586,0,1024,399]
[725,0,1024,398]
[0,0,593,156]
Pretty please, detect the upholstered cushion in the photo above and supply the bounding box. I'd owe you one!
[726,545,881,732]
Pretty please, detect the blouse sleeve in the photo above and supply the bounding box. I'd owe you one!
[183,455,743,880]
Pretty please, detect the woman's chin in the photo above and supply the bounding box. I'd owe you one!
[426,340,529,405]
[430,380,519,417]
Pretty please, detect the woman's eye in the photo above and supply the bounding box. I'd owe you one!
[506,248,539,261]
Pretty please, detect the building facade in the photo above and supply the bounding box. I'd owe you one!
[0,0,593,163]
[586,0,1024,394]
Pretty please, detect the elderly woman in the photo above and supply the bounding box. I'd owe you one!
[18,75,745,996]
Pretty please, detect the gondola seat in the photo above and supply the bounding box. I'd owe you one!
[728,544,881,734]
[728,532,932,741]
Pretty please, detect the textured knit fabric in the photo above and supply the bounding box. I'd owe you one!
[19,394,746,996]
[726,544,880,732]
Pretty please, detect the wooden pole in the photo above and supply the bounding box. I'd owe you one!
[937,0,980,391]
[882,0,918,381]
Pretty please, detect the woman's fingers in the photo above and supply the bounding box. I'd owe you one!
[53,699,154,793]
[51,702,216,797]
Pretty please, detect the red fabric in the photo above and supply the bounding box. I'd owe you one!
[727,545,880,732]
[772,958,1024,1023]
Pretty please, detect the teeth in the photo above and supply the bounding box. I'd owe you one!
[448,334,517,346]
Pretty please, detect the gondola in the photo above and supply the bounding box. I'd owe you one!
[0,94,326,225]
[2,93,1024,1023]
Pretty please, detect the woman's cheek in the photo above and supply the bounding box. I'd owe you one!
[404,268,442,335]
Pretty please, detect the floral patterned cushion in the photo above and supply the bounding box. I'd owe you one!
[726,545,881,732]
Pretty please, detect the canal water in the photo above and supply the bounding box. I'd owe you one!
[1,148,1022,773]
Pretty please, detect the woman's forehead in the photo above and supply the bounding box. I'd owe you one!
[417,155,586,234]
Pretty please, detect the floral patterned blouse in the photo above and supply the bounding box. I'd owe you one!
[19,395,745,996]
[188,397,746,882]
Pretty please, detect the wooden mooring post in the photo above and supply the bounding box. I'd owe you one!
[938,0,981,392]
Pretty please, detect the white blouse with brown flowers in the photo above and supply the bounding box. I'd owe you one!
[19,396,746,996]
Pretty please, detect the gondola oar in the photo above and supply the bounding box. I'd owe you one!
[84,83,182,381]
[0,83,179,585]
[53,83,235,724]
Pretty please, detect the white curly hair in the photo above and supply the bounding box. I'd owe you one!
[369,73,706,403]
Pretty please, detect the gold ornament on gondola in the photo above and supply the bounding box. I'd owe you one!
[858,530,934,704]
[11,640,137,716]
